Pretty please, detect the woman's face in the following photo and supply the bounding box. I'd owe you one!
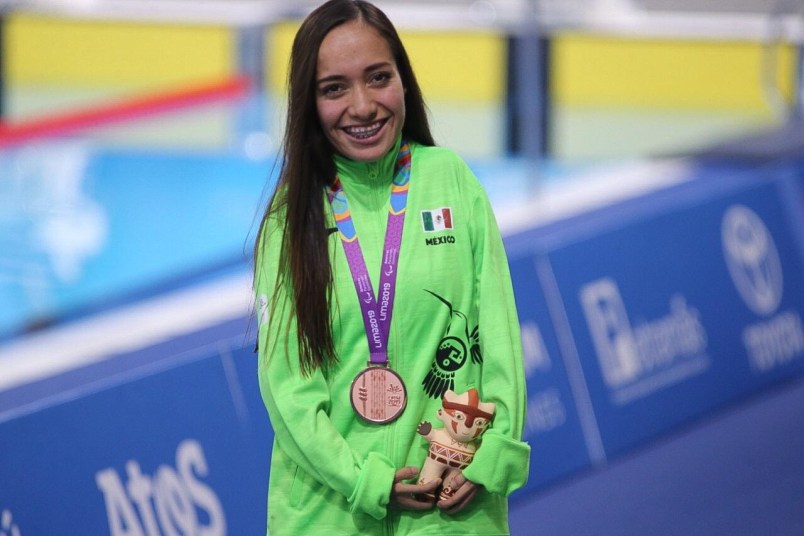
[315,20,406,163]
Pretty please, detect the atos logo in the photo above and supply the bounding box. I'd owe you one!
[96,439,226,536]
[721,204,783,316]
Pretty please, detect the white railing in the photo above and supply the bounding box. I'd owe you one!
[0,0,800,41]
[0,0,289,25]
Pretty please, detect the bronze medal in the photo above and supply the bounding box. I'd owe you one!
[350,366,407,424]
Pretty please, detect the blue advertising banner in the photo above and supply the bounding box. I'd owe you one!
[788,161,804,258]
[543,173,804,456]
[507,255,596,496]
[0,326,270,535]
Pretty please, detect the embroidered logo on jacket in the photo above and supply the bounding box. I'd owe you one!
[421,290,482,399]
[421,208,453,232]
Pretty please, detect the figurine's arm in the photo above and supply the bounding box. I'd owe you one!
[417,421,435,442]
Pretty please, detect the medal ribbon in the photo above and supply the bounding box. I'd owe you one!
[327,141,411,366]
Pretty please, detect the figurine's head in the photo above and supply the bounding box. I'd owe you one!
[436,389,495,443]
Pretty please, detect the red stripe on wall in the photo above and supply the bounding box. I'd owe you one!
[0,75,252,147]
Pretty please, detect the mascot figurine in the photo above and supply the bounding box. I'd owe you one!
[416,388,495,501]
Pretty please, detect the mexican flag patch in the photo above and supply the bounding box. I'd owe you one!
[421,207,453,232]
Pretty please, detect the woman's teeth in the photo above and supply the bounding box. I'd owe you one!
[344,121,384,139]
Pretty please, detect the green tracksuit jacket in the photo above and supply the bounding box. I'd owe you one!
[255,138,530,535]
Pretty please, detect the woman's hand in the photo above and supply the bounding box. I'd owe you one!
[437,472,480,515]
[389,467,440,511]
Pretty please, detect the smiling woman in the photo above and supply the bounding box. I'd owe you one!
[252,1,529,535]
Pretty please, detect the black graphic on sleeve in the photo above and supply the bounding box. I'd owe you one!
[421,290,482,399]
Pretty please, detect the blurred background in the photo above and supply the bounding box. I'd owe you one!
[0,1,803,534]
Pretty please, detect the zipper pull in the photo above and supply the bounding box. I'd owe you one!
[367,161,379,180]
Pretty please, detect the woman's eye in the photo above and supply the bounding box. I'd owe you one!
[321,84,343,97]
[369,72,390,85]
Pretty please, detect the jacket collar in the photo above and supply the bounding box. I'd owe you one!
[333,135,402,188]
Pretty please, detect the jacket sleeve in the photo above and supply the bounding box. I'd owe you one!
[254,215,396,520]
[460,171,531,496]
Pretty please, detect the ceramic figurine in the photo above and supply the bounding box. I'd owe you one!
[417,388,495,501]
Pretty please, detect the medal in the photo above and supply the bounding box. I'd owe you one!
[328,140,412,424]
[350,366,407,424]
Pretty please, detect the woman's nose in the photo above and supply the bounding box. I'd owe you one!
[349,86,376,119]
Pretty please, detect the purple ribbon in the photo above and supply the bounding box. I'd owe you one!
[327,141,411,365]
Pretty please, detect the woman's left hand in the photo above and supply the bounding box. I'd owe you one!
[437,473,480,515]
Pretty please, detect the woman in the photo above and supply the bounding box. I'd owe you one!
[254,1,530,533]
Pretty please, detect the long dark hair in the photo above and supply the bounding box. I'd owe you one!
[255,0,434,375]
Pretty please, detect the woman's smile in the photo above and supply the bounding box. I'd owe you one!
[342,118,388,140]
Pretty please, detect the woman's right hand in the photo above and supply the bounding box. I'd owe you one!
[389,467,441,511]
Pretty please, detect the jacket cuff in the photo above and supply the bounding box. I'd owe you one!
[462,431,530,496]
[347,451,396,520]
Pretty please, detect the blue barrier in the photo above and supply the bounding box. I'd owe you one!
[0,320,271,535]
[510,254,596,494]
[508,159,804,500]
